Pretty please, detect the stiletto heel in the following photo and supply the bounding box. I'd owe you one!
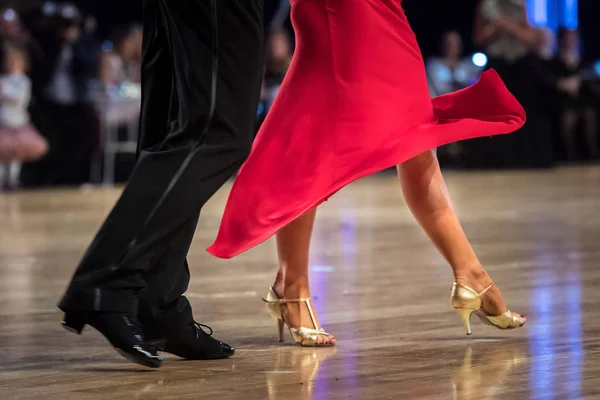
[450,282,526,335]
[277,318,285,342]
[262,287,335,347]
[454,308,474,335]
[61,312,85,335]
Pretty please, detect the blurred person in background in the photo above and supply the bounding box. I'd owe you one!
[471,0,551,168]
[257,0,292,130]
[269,0,291,33]
[0,8,28,46]
[526,26,559,167]
[23,3,100,186]
[0,42,48,190]
[534,27,555,61]
[548,27,598,161]
[99,24,142,87]
[263,31,292,110]
[426,30,481,167]
[427,30,480,97]
[0,8,42,54]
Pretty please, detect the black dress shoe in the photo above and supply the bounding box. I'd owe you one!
[62,311,163,368]
[148,322,235,360]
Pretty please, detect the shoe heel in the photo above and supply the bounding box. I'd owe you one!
[454,308,474,336]
[277,318,285,343]
[264,295,282,316]
[61,312,85,335]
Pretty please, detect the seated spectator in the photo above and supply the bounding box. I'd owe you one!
[0,42,48,189]
[426,30,480,97]
[548,27,598,161]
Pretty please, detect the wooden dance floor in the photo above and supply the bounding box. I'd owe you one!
[1,166,600,399]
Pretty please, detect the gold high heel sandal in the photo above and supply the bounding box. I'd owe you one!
[451,282,526,335]
[263,287,335,347]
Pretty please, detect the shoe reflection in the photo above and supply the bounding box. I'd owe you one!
[452,345,526,400]
[266,347,337,400]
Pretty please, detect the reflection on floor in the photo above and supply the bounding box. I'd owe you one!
[1,166,599,399]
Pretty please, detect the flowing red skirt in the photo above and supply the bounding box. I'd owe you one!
[208,0,525,258]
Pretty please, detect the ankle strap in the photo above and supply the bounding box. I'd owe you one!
[454,282,494,296]
[263,297,312,304]
[479,283,494,296]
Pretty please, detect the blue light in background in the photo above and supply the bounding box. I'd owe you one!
[526,0,578,30]
[472,52,488,68]
[527,0,548,26]
[3,9,16,22]
[561,0,578,29]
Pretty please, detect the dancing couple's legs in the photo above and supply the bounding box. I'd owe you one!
[273,150,519,344]
[58,0,264,366]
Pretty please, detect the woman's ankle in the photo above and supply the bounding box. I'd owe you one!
[272,275,310,299]
[454,265,493,291]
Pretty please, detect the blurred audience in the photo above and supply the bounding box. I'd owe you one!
[548,28,598,160]
[0,42,48,189]
[0,1,598,191]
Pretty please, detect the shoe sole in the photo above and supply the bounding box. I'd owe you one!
[62,322,162,369]
[148,339,235,360]
[115,348,161,369]
[161,349,233,360]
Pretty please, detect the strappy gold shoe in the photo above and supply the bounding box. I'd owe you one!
[263,287,335,347]
[451,282,526,335]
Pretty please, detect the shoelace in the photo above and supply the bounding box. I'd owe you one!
[194,322,214,338]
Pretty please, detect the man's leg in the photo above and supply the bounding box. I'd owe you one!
[132,0,265,358]
[58,0,264,365]
[137,213,199,336]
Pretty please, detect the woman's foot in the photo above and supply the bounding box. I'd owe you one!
[271,280,336,346]
[452,266,526,335]
[454,267,508,317]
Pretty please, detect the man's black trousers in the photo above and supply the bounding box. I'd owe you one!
[59,0,264,336]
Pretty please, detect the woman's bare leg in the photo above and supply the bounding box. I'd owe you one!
[272,208,335,345]
[397,149,507,315]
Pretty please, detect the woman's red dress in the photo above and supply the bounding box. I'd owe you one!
[208,0,525,258]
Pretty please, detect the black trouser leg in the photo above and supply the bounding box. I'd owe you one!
[137,212,200,336]
[59,0,264,318]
